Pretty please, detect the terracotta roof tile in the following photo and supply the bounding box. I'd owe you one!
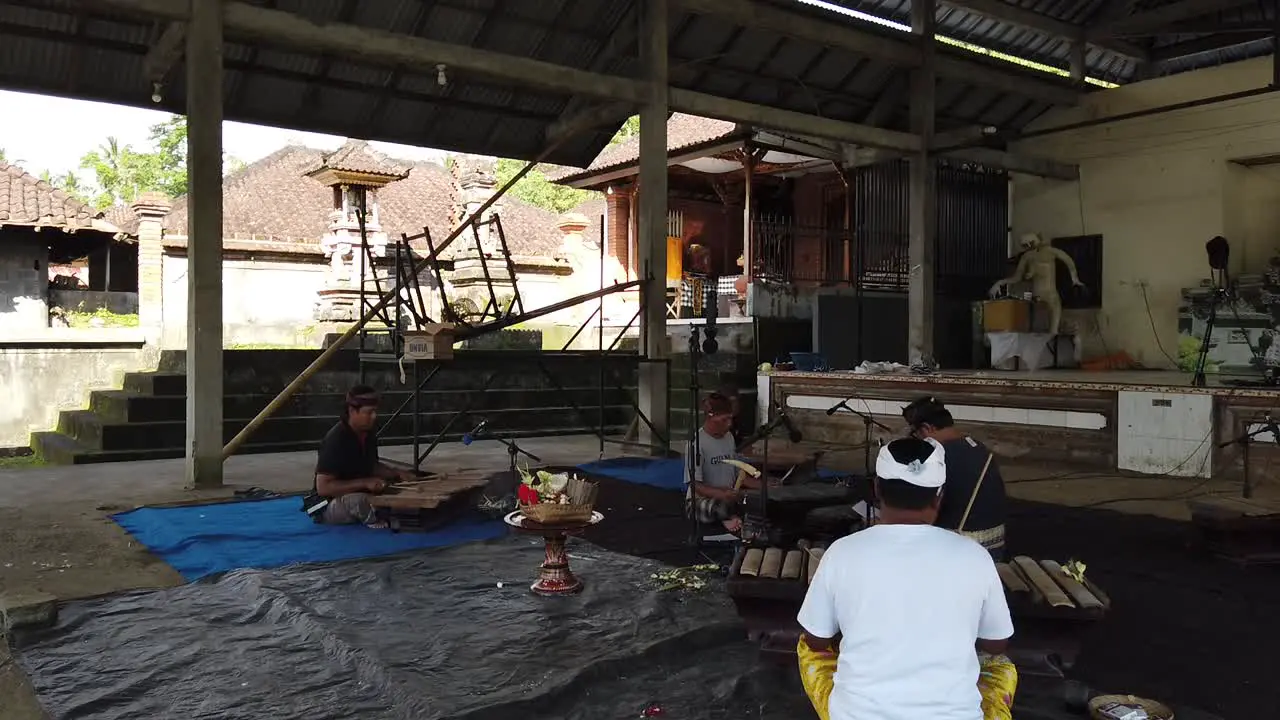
[308,139,409,179]
[101,204,139,235]
[547,114,741,183]
[0,162,103,230]
[160,144,570,258]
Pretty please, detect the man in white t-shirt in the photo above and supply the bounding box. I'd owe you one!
[795,436,1018,720]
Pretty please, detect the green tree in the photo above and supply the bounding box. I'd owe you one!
[79,136,161,208]
[494,158,596,215]
[148,115,188,197]
[610,115,640,145]
[77,115,243,208]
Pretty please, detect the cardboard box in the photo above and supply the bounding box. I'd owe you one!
[402,323,456,360]
[983,299,1031,333]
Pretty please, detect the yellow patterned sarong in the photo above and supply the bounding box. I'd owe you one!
[797,635,1018,720]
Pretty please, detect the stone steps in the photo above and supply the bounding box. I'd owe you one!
[30,425,619,465]
[87,386,634,425]
[30,348,641,465]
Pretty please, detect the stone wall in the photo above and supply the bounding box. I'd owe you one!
[0,339,158,448]
[0,232,48,332]
[160,251,330,348]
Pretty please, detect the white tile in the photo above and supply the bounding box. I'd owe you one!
[952,404,994,423]
[993,407,1029,425]
[1065,411,1106,430]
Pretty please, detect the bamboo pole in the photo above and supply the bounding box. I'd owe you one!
[222,126,599,458]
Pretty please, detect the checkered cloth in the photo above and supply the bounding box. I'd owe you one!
[678,276,742,307]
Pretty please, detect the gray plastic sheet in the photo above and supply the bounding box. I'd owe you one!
[10,534,1220,720]
[12,536,808,720]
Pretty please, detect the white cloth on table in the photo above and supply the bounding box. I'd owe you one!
[986,332,1076,371]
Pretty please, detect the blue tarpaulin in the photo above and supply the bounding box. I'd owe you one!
[112,498,506,582]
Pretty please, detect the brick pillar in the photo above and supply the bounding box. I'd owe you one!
[606,189,631,277]
[131,192,171,336]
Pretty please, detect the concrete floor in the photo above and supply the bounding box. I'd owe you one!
[0,435,1272,720]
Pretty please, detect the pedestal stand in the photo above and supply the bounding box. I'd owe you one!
[504,511,604,595]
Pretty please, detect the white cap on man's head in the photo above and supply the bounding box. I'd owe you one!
[875,437,946,489]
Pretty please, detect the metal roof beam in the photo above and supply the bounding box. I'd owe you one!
[1090,0,1258,39]
[142,21,185,83]
[672,0,1080,106]
[1149,31,1270,62]
[939,0,1147,60]
[83,0,922,153]
[846,146,1078,180]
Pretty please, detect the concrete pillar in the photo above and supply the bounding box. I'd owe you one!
[1068,41,1086,84]
[185,0,225,489]
[637,0,670,453]
[131,192,171,337]
[605,188,631,273]
[908,0,937,365]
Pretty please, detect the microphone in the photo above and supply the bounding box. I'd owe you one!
[826,401,847,416]
[461,419,488,446]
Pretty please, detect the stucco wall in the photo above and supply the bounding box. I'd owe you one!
[1011,56,1280,367]
[161,252,329,348]
[0,339,157,448]
[0,233,49,331]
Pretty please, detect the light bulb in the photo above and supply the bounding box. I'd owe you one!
[151,82,163,104]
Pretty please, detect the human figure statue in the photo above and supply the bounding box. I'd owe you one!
[988,232,1084,336]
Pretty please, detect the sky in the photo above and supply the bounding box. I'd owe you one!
[0,89,447,180]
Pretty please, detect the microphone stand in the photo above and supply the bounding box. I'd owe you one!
[686,325,703,546]
[826,398,893,521]
[478,427,543,492]
[1217,414,1280,499]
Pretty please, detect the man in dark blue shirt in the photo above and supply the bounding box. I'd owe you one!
[303,385,416,528]
[902,396,1008,560]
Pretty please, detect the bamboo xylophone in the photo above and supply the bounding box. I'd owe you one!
[727,544,1110,621]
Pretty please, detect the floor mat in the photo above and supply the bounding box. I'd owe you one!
[578,456,848,491]
[111,497,507,582]
[12,536,769,720]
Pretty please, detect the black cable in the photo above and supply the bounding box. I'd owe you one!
[1011,428,1219,509]
[1139,283,1181,368]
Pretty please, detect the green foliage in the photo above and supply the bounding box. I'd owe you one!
[76,115,244,209]
[1177,334,1217,373]
[64,307,140,328]
[493,158,597,215]
[609,115,640,145]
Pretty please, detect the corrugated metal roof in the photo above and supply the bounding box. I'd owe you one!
[831,0,1276,85]
[0,0,1271,170]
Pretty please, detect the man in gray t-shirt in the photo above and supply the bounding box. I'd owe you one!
[686,393,760,533]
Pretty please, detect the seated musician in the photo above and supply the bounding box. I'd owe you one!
[716,382,745,445]
[904,396,1008,560]
[686,392,761,534]
[796,437,1018,720]
[301,385,417,528]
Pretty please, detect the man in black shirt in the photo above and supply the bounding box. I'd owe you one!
[303,385,416,528]
[902,396,1007,560]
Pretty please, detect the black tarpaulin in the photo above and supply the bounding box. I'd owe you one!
[10,533,1223,720]
[11,536,811,720]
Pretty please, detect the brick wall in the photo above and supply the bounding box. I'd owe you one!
[606,191,630,274]
[131,193,171,332]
